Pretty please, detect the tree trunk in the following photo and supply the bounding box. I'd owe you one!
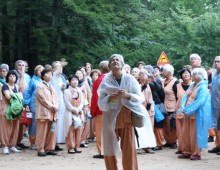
[1,1,11,65]
[49,0,63,61]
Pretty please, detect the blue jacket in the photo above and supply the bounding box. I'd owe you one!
[211,69,220,108]
[178,80,211,149]
[23,75,42,112]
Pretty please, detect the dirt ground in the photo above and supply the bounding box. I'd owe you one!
[0,139,220,170]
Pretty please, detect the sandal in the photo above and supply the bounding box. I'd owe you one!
[68,149,75,154]
[190,155,201,160]
[74,148,82,153]
[178,153,191,159]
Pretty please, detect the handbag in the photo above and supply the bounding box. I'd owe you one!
[131,111,145,128]
[72,115,83,129]
[154,104,165,122]
[19,110,32,125]
[156,103,167,116]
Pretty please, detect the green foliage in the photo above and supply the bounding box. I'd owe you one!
[0,0,219,74]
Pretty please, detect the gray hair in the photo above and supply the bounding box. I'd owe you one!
[15,60,24,67]
[215,56,220,60]
[44,64,52,70]
[132,67,140,72]
[0,63,9,71]
[143,65,154,74]
[163,64,174,75]
[191,67,207,80]
[99,60,109,73]
[108,54,125,68]
[52,61,62,68]
[190,53,201,63]
[139,68,148,75]
[124,64,131,70]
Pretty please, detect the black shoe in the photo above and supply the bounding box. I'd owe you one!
[208,147,220,153]
[46,151,57,155]
[175,150,182,154]
[170,143,177,149]
[38,152,46,157]
[151,146,162,151]
[217,152,220,155]
[17,143,29,149]
[85,141,90,144]
[55,145,63,151]
[93,154,104,159]
[80,143,88,148]
[208,136,214,142]
[163,143,171,147]
[144,148,155,154]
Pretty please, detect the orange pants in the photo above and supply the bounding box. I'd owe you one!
[163,115,177,144]
[176,118,184,151]
[80,120,90,144]
[182,117,200,155]
[66,125,82,149]
[17,124,24,145]
[0,115,19,147]
[104,127,138,170]
[36,120,57,152]
[154,128,164,147]
[94,114,102,154]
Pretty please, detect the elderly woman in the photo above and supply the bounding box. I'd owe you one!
[98,54,152,170]
[64,75,84,154]
[162,64,179,149]
[0,70,22,154]
[131,67,140,80]
[175,68,192,154]
[23,65,44,150]
[75,69,91,148]
[35,69,58,157]
[178,68,211,160]
[138,69,156,154]
[0,64,9,84]
[139,69,154,126]
[190,53,202,69]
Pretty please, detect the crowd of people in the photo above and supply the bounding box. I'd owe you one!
[0,53,220,170]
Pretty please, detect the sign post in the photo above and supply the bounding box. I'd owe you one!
[157,52,170,67]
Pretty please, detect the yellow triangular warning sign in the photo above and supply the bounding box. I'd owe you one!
[157,52,170,66]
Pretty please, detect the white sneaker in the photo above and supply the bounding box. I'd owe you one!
[10,146,21,153]
[3,147,9,155]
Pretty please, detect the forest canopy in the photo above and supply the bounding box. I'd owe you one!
[0,0,220,75]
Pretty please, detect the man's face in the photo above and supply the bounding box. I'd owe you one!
[0,69,8,78]
[214,57,220,70]
[16,62,25,72]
